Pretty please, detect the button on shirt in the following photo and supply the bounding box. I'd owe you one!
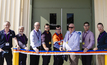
[0,29,15,50]
[30,29,41,50]
[63,31,80,51]
[82,30,95,49]
[16,33,28,49]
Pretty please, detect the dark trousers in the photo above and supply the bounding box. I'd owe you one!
[30,55,40,65]
[42,55,51,65]
[30,46,40,65]
[0,49,12,65]
[81,49,92,65]
[53,47,63,65]
[19,53,27,65]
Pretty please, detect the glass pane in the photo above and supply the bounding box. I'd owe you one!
[67,13,74,30]
[50,13,57,30]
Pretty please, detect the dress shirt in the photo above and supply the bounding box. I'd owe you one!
[82,30,95,49]
[63,31,80,51]
[30,29,41,50]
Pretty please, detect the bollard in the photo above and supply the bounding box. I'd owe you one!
[13,50,19,65]
[105,55,107,65]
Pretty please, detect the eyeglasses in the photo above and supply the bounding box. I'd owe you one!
[56,29,61,30]
[35,25,40,27]
[68,27,74,28]
[84,25,89,27]
[45,27,50,29]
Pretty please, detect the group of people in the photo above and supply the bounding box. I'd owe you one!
[0,21,107,65]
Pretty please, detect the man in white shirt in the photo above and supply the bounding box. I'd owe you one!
[30,22,41,65]
[63,23,80,65]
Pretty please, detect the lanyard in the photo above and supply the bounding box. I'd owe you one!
[83,33,88,42]
[20,35,26,44]
[97,32,106,42]
[34,30,40,40]
[4,30,10,42]
[67,31,75,41]
[68,34,72,41]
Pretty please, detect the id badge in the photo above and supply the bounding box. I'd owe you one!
[82,42,85,45]
[66,41,68,44]
[60,42,63,45]
[5,42,9,46]
[49,42,51,44]
[38,41,40,43]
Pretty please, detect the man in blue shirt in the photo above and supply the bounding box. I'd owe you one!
[63,23,80,65]
[30,22,41,65]
[0,21,20,65]
[93,23,107,65]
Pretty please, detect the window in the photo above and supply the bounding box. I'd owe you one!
[50,13,57,30]
[67,13,74,30]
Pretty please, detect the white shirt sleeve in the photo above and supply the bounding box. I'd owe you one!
[30,31,37,50]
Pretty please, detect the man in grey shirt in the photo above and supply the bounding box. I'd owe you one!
[30,22,41,65]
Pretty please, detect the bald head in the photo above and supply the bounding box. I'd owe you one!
[34,22,40,31]
[68,23,75,33]
[34,22,40,26]
[69,23,75,27]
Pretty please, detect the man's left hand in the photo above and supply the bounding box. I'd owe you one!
[83,48,88,53]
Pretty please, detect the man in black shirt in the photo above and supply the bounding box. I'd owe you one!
[41,24,52,65]
[0,21,20,65]
[16,26,28,65]
[93,23,107,65]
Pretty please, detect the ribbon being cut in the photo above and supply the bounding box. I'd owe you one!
[13,48,107,55]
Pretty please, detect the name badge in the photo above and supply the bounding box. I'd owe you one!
[5,42,9,46]
[66,41,68,44]
[38,41,40,43]
[82,42,85,45]
[10,34,12,36]
[49,42,51,44]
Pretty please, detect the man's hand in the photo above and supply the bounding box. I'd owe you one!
[93,47,98,51]
[24,47,29,51]
[59,47,65,51]
[35,49,39,54]
[44,47,49,51]
[17,45,20,50]
[83,48,88,53]
[0,48,3,52]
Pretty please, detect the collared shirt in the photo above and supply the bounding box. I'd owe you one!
[30,29,41,50]
[82,30,95,49]
[52,33,63,49]
[41,31,52,50]
[0,29,15,50]
[63,31,80,51]
[97,31,107,50]
[16,33,28,49]
[52,33,63,45]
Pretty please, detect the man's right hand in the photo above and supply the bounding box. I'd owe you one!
[44,47,49,51]
[35,49,39,54]
[0,48,3,52]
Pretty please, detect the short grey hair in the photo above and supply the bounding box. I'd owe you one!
[19,26,24,29]
[4,21,10,25]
